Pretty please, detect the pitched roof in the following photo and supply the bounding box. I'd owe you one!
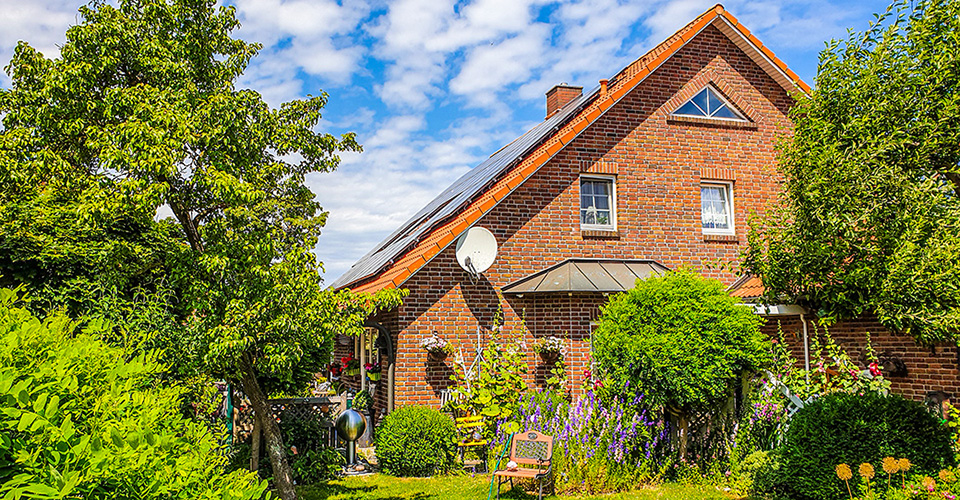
[728,274,765,300]
[333,4,810,293]
[501,259,669,294]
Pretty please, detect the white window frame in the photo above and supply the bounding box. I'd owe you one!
[579,175,616,231]
[700,180,735,236]
[672,84,747,123]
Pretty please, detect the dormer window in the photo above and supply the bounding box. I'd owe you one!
[673,85,746,121]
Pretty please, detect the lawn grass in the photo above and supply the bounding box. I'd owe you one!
[299,473,736,500]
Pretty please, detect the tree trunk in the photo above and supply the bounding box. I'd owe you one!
[239,356,297,500]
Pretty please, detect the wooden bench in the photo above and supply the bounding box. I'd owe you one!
[494,431,553,500]
[455,415,488,473]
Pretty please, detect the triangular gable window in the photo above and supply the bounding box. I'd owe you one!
[673,85,746,121]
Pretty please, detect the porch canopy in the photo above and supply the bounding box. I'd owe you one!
[500,258,669,295]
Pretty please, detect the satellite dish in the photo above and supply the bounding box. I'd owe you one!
[455,226,498,281]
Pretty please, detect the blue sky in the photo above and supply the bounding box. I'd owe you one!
[0,0,893,284]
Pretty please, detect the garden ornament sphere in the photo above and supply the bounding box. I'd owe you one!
[335,409,366,442]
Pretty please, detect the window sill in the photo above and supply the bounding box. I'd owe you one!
[581,229,619,239]
[703,233,738,242]
[668,115,757,129]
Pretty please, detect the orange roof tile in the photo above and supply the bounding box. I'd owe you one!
[729,276,766,298]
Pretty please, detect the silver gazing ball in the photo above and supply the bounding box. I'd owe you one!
[335,409,366,441]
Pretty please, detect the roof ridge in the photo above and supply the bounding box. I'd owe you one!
[335,4,808,293]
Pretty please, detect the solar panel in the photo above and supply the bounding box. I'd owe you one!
[332,87,600,289]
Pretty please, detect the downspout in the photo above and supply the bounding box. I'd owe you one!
[801,313,810,391]
[360,332,367,392]
[388,362,395,412]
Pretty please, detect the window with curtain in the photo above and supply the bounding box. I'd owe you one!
[701,182,734,234]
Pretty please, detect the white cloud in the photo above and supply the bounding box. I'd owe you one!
[0,0,77,85]
[450,27,550,105]
[232,0,369,98]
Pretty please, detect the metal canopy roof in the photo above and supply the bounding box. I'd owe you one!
[501,259,670,294]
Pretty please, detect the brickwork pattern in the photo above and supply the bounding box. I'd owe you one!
[762,315,960,402]
[384,26,796,409]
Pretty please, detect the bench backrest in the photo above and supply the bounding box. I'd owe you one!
[456,415,485,443]
[510,431,553,467]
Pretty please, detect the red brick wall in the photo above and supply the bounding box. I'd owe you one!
[761,315,960,402]
[384,25,795,409]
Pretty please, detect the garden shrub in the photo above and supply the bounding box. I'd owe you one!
[375,405,458,476]
[593,270,769,459]
[593,270,768,410]
[0,290,268,499]
[774,392,955,500]
[728,450,784,498]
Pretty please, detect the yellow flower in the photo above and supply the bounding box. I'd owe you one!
[837,463,853,481]
[922,476,936,492]
[860,463,875,480]
[882,457,899,474]
[939,469,956,483]
[898,458,912,472]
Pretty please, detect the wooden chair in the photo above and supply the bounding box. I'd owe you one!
[494,431,553,500]
[455,415,488,472]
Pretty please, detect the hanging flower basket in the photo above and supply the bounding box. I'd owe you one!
[534,336,565,363]
[345,368,360,377]
[365,362,382,381]
[420,333,452,361]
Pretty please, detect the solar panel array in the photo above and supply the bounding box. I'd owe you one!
[332,86,600,289]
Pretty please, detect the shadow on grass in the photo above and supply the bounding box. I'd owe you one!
[299,481,431,500]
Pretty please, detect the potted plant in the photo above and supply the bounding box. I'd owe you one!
[419,333,452,361]
[533,336,565,362]
[352,389,372,412]
[342,354,360,376]
[329,361,342,381]
[365,362,382,381]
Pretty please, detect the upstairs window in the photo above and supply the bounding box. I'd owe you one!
[673,85,746,121]
[580,176,615,229]
[701,181,734,235]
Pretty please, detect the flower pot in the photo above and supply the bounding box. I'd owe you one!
[367,372,381,381]
[345,368,360,376]
[338,335,352,346]
[539,350,560,363]
[428,350,448,362]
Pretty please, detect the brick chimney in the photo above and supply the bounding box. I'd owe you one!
[545,83,582,117]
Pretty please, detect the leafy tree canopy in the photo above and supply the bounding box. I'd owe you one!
[744,0,960,344]
[0,1,406,497]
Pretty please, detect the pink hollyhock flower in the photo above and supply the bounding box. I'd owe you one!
[869,362,882,377]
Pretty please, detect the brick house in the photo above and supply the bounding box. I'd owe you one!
[330,4,959,418]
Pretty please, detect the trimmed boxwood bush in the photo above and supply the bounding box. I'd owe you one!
[375,405,458,476]
[773,392,954,500]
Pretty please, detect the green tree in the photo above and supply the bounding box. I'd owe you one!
[592,270,769,457]
[0,1,406,498]
[0,288,270,500]
[743,0,960,344]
